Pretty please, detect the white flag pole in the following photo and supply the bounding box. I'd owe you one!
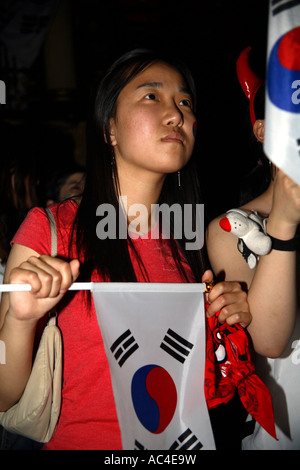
[0,282,93,292]
[0,282,206,293]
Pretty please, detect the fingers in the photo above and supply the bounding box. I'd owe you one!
[9,255,80,298]
[216,294,250,325]
[271,171,300,227]
[201,269,214,284]
[7,255,80,323]
[278,171,300,197]
[206,281,251,327]
[207,280,243,306]
[226,311,251,328]
[69,259,80,282]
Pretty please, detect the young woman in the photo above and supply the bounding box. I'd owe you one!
[206,47,300,449]
[0,49,260,450]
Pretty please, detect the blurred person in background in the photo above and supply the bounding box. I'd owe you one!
[41,165,85,207]
[0,123,40,285]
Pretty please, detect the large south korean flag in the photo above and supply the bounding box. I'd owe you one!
[92,282,215,450]
[264,0,300,184]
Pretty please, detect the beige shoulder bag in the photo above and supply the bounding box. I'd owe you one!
[0,208,62,443]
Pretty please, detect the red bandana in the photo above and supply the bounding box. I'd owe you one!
[204,310,277,440]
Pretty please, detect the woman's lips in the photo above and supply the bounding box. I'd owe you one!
[161,132,184,144]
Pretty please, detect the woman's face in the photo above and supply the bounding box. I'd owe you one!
[109,62,196,182]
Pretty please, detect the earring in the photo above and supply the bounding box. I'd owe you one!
[177,170,181,188]
[111,150,116,180]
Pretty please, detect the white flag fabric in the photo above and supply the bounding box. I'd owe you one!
[264,0,300,184]
[91,282,215,450]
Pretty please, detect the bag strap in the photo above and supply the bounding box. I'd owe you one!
[45,207,57,257]
[45,208,58,327]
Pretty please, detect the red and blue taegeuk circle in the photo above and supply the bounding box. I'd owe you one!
[131,364,177,434]
[267,26,300,112]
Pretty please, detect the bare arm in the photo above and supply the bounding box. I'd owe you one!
[206,171,300,357]
[0,244,79,411]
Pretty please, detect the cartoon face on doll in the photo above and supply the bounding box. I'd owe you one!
[219,212,251,237]
[219,210,272,266]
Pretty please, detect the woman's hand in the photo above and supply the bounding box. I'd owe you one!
[7,255,80,325]
[202,269,251,328]
[0,254,80,411]
[268,170,300,238]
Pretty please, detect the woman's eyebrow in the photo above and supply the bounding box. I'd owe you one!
[136,81,163,89]
[136,81,191,96]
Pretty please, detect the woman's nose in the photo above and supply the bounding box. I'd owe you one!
[164,103,183,128]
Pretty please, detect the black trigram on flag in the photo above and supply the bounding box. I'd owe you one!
[134,440,147,450]
[271,0,300,16]
[160,328,193,363]
[169,428,203,450]
[110,329,139,367]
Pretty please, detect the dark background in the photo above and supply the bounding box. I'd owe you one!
[0,0,270,221]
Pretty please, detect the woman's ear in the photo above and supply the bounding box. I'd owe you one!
[253,119,265,143]
[103,119,117,146]
[108,118,117,146]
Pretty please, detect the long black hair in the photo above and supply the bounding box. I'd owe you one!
[74,49,207,283]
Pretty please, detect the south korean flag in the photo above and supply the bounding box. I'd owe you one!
[264,0,300,184]
[92,282,215,450]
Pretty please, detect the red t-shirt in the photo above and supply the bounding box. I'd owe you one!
[12,200,194,450]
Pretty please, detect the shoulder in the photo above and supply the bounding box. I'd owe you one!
[206,212,255,284]
[206,213,235,249]
[11,206,50,255]
[12,200,78,256]
[46,199,79,227]
[206,213,237,257]
[13,206,49,239]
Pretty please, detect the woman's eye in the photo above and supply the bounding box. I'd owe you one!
[179,98,192,108]
[145,93,156,100]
